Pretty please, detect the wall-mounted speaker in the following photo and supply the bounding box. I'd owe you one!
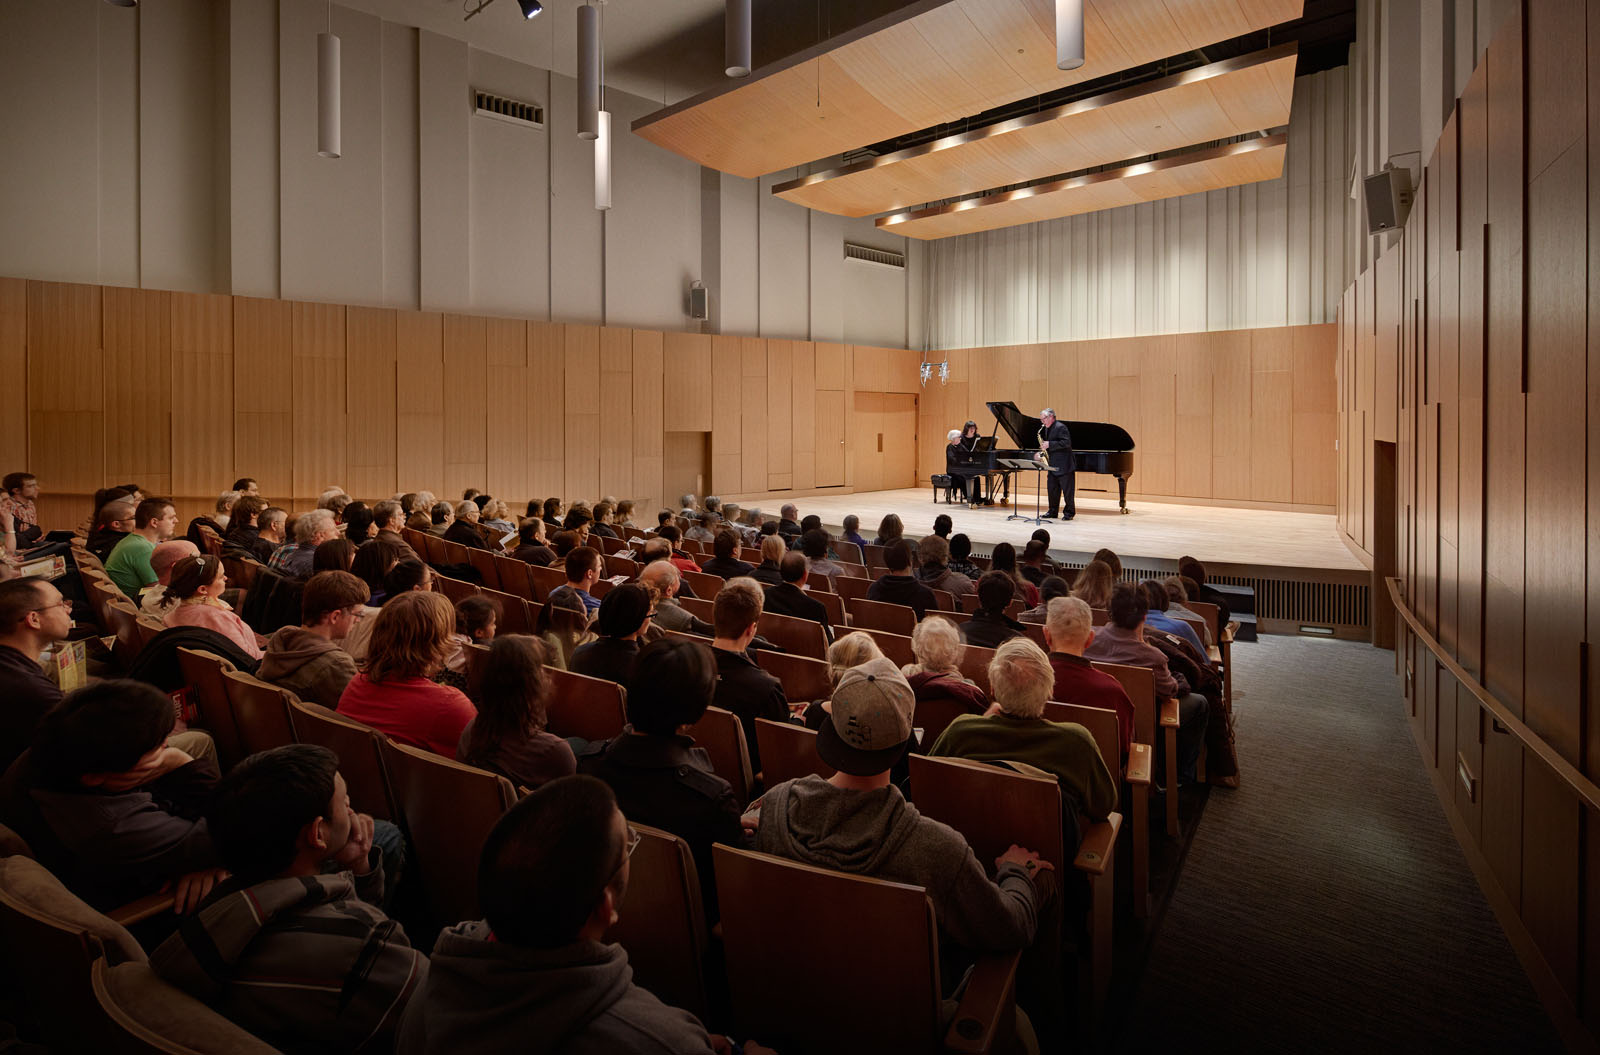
[1362,167,1414,234]
[688,283,709,319]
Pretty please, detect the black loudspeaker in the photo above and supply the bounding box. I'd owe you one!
[688,285,709,319]
[1362,168,1414,234]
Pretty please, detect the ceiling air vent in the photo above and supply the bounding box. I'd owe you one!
[473,90,545,130]
[843,242,905,271]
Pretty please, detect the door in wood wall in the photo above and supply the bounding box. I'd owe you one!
[815,392,846,486]
[883,394,918,488]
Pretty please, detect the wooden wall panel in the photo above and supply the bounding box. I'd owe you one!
[526,322,565,501]
[631,329,664,511]
[741,338,767,494]
[440,314,486,501]
[563,325,601,502]
[170,293,234,498]
[815,391,846,486]
[598,327,633,501]
[344,306,396,500]
[485,318,528,503]
[767,339,793,488]
[663,332,712,432]
[851,392,884,493]
[791,341,816,491]
[395,310,444,494]
[709,335,742,495]
[291,302,347,501]
[25,283,103,496]
[102,287,172,498]
[0,279,25,468]
[232,296,292,499]
[814,341,846,390]
[1210,331,1252,500]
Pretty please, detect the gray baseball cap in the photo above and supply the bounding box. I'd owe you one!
[818,658,916,775]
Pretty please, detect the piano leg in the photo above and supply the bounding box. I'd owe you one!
[1118,475,1129,514]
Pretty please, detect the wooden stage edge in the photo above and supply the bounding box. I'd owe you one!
[731,486,1369,584]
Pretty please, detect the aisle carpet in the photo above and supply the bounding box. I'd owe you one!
[1119,634,1561,1053]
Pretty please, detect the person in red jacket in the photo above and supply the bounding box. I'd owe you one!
[338,592,475,760]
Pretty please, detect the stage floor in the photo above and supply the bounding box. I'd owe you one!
[788,488,1363,574]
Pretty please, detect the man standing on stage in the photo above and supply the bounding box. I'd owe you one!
[1038,408,1075,521]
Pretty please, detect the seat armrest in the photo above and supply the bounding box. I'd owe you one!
[945,949,1021,1054]
[1159,698,1180,728]
[1223,623,1237,642]
[106,891,175,927]
[1125,742,1152,785]
[1207,645,1222,663]
[1072,812,1121,875]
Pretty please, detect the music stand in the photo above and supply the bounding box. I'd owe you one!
[1000,457,1051,525]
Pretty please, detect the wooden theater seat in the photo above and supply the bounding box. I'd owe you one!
[847,597,917,636]
[687,705,754,805]
[756,609,829,660]
[176,648,244,771]
[545,666,628,742]
[607,823,711,1023]
[1045,701,1152,919]
[220,670,299,757]
[754,718,833,786]
[1093,661,1179,836]
[755,648,833,704]
[287,699,397,821]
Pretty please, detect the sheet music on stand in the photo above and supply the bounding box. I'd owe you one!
[1000,455,1053,526]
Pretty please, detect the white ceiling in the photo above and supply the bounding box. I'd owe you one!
[339,0,728,104]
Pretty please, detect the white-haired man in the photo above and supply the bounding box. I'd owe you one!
[269,510,338,580]
[1037,407,1074,520]
[929,636,1115,825]
[638,560,713,636]
[1043,596,1134,760]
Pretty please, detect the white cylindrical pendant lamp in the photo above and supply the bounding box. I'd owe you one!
[595,110,612,210]
[577,4,601,139]
[317,32,341,157]
[1055,0,1084,71]
[725,0,751,77]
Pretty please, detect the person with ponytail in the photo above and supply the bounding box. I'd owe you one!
[159,554,265,659]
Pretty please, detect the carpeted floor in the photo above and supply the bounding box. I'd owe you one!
[1119,634,1562,1053]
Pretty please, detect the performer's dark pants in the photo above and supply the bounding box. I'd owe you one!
[1046,465,1075,518]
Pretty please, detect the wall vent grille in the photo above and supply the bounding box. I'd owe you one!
[844,242,906,270]
[473,90,545,129]
[1045,560,1370,631]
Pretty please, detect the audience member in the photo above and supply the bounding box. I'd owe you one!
[542,496,563,530]
[1162,577,1214,645]
[578,639,746,923]
[480,499,516,537]
[1142,580,1206,655]
[151,744,424,1054]
[930,637,1116,826]
[1091,547,1123,580]
[372,500,421,561]
[401,775,763,1054]
[0,472,41,549]
[313,536,357,573]
[656,525,702,575]
[87,497,138,561]
[338,592,475,759]
[563,507,595,546]
[316,488,351,518]
[106,496,179,598]
[565,547,604,616]
[800,528,848,589]
[915,534,975,599]
[223,495,276,563]
[585,501,617,540]
[777,503,802,541]
[614,499,637,529]
[351,538,404,605]
[158,555,264,660]
[930,513,953,539]
[638,561,712,636]
[258,571,368,706]
[459,636,576,790]
[233,477,260,496]
[1043,597,1133,758]
[684,510,716,544]
[343,501,377,543]
[184,490,236,550]
[988,542,1039,607]
[1069,559,1115,610]
[866,539,936,618]
[750,534,786,587]
[269,510,339,579]
[512,518,558,566]
[840,514,867,552]
[947,532,983,581]
[0,578,71,774]
[710,578,788,777]
[761,552,833,642]
[258,506,290,552]
[427,501,454,537]
[700,528,755,580]
[1019,574,1071,624]
[899,616,986,740]
[570,583,651,684]
[1177,556,1232,626]
[534,586,596,670]
[444,501,490,550]
[442,595,499,685]
[872,513,904,548]
[1020,540,1053,586]
[1084,584,1208,784]
[960,572,1026,649]
[140,540,200,615]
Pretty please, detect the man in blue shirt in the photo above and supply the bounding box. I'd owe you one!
[1141,580,1206,656]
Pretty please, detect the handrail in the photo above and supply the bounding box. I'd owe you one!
[1385,577,1600,814]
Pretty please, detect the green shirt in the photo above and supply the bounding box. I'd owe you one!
[105,532,157,599]
[929,713,1117,820]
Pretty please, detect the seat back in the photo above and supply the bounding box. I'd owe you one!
[756,610,828,660]
[608,824,709,1022]
[466,545,499,586]
[833,575,870,602]
[134,613,165,650]
[906,753,1065,875]
[676,595,716,624]
[930,588,955,612]
[195,525,224,558]
[847,597,916,636]
[809,588,845,627]
[606,554,639,578]
[545,667,628,741]
[754,718,833,785]
[833,540,864,565]
[494,554,535,599]
[686,706,753,805]
[681,569,725,600]
[176,649,244,771]
[957,641,998,696]
[861,543,887,573]
[380,738,516,924]
[912,694,980,751]
[1043,702,1120,780]
[1092,661,1158,745]
[855,627,914,667]
[220,555,260,592]
[754,649,833,703]
[102,596,143,668]
[287,699,397,820]
[528,564,566,600]
[714,845,941,1055]
[481,587,533,634]
[92,958,281,1054]
[221,670,298,756]
[1186,600,1222,643]
[420,533,446,564]
[435,574,479,605]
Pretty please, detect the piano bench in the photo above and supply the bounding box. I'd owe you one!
[931,475,956,503]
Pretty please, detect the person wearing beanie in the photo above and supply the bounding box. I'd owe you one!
[959,571,1026,649]
[570,583,652,686]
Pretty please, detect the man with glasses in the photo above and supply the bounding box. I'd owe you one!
[0,578,72,773]
[400,773,774,1055]
[258,571,369,707]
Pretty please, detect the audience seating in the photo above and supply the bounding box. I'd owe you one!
[527,564,567,599]
[287,699,397,821]
[435,574,478,605]
[1094,661,1179,837]
[195,525,224,558]
[846,597,916,636]
[221,555,260,592]
[754,649,833,703]
[681,570,726,600]
[855,628,915,668]
[957,595,1026,619]
[493,554,535,599]
[754,718,833,785]
[134,613,166,650]
[686,705,754,805]
[833,576,870,603]
[607,823,710,1023]
[756,610,828,660]
[714,844,1021,1055]
[930,588,956,612]
[92,956,281,1054]
[955,641,998,697]
[1046,701,1152,920]
[606,554,639,578]
[380,738,516,925]
[463,641,491,701]
[544,667,628,742]
[481,587,534,634]
[466,546,499,586]
[175,648,245,771]
[833,540,864,565]
[102,595,143,670]
[808,588,846,628]
[221,670,299,756]
[674,595,715,624]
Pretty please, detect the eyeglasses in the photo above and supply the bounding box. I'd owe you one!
[623,824,641,858]
[29,600,70,614]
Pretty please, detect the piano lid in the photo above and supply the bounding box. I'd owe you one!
[986,401,1135,452]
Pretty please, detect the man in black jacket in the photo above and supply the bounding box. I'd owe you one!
[699,528,755,580]
[866,539,936,619]
[1038,407,1075,520]
[960,572,1026,649]
[761,553,834,644]
[0,579,71,775]
[709,578,788,778]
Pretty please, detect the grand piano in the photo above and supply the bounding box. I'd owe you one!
[949,401,1136,513]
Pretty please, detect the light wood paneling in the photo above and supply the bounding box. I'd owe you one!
[792,340,817,491]
[740,338,768,494]
[485,318,528,502]
[102,287,172,497]
[442,313,488,500]
[526,322,564,499]
[767,339,793,489]
[598,327,633,502]
[563,325,601,502]
[663,332,712,433]
[395,310,444,494]
[232,296,292,499]
[27,283,104,495]
[170,293,234,497]
[0,280,26,471]
[631,329,664,511]
[880,136,1287,241]
[631,0,1301,179]
[345,306,396,500]
[710,335,742,494]
[815,390,846,487]
[291,302,347,501]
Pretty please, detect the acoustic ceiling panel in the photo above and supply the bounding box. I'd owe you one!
[877,133,1287,239]
[773,44,1297,217]
[631,0,1305,179]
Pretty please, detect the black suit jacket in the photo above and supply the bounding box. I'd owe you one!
[762,582,833,642]
[1040,420,1073,474]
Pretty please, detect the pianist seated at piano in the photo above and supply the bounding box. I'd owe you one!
[945,427,985,505]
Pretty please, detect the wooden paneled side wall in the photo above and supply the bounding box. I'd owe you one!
[0,277,920,526]
[1337,2,1600,1043]
[916,325,1337,509]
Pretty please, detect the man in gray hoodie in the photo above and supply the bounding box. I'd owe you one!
[399,775,775,1055]
[257,570,368,706]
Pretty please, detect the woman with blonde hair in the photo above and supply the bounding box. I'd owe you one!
[479,498,516,537]
[533,585,596,670]
[794,632,887,733]
[1069,559,1116,610]
[159,554,265,659]
[336,591,476,759]
[901,615,986,746]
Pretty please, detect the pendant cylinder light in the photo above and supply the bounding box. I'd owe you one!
[1055,0,1084,71]
[595,110,612,210]
[577,4,601,139]
[317,31,341,157]
[725,0,751,77]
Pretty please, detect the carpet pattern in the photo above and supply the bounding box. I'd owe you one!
[1120,635,1562,1053]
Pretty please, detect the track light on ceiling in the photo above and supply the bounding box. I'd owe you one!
[516,0,543,17]
[725,0,751,77]
[1055,0,1084,71]
[317,2,340,158]
[577,3,601,140]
